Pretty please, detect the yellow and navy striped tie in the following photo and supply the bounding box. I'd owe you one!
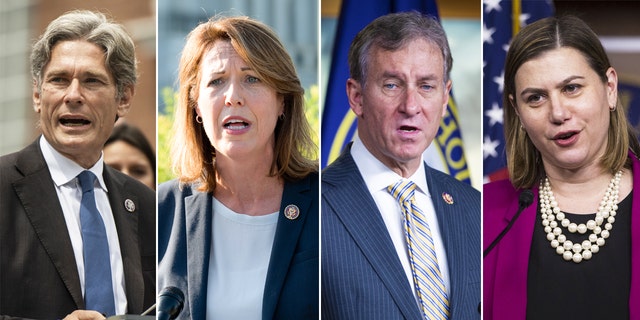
[388,179,450,320]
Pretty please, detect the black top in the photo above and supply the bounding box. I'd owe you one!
[526,191,632,320]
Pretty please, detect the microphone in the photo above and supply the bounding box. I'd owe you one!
[483,189,534,258]
[156,286,185,320]
[141,304,156,316]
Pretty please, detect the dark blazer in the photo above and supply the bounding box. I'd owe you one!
[0,138,156,319]
[483,151,640,320]
[321,148,481,319]
[157,172,319,319]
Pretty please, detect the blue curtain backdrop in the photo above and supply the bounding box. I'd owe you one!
[322,0,472,184]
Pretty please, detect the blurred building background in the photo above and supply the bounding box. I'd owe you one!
[322,0,483,189]
[157,0,319,112]
[0,0,156,155]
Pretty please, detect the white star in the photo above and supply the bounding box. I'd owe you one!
[483,136,500,159]
[493,70,504,93]
[483,23,496,44]
[484,0,502,13]
[485,103,504,127]
[482,60,487,77]
[520,13,531,27]
[502,43,510,53]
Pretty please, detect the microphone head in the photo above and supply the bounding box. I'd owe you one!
[157,286,185,320]
[519,189,534,207]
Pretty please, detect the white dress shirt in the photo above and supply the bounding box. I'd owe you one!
[40,136,127,314]
[351,137,451,301]
[207,197,278,320]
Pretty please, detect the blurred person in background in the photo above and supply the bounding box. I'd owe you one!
[104,122,156,190]
[157,15,319,319]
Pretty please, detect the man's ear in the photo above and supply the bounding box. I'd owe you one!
[347,78,364,117]
[33,80,41,113]
[116,85,134,118]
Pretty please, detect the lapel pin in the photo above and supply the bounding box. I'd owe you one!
[442,192,454,205]
[284,204,300,220]
[124,199,136,212]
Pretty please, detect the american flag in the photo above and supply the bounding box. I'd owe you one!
[482,0,554,182]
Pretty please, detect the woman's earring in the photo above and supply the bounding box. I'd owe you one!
[196,115,203,124]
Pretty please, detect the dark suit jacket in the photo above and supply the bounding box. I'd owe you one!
[483,151,640,320]
[0,138,156,319]
[157,172,319,319]
[321,149,481,319]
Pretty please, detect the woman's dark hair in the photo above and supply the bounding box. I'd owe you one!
[105,122,156,184]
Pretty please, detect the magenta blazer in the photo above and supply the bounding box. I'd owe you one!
[483,151,640,319]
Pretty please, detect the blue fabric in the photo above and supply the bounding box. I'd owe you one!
[78,170,115,316]
[322,146,481,319]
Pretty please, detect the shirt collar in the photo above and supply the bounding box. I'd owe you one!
[39,135,108,191]
[351,137,430,197]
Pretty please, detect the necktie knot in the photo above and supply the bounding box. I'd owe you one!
[388,179,416,204]
[78,170,96,194]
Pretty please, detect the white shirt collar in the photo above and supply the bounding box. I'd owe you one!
[351,137,430,198]
[39,135,108,191]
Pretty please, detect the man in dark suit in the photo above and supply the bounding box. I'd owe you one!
[0,10,155,320]
[322,12,480,319]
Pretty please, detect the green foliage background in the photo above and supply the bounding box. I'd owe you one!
[156,85,320,184]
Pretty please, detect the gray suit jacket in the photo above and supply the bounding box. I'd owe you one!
[321,148,480,319]
[0,138,156,319]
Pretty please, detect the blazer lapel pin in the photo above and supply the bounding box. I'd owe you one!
[124,199,136,213]
[442,192,454,205]
[284,204,300,220]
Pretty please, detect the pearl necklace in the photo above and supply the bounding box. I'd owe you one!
[538,170,622,263]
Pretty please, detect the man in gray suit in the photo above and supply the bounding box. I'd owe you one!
[322,11,480,319]
[0,10,155,319]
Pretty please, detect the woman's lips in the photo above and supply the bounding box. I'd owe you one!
[223,119,249,130]
[552,130,579,146]
[222,116,251,134]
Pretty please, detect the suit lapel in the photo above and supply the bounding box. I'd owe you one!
[424,165,468,318]
[12,140,84,308]
[324,151,422,319]
[184,191,213,320]
[262,176,313,319]
[103,166,143,313]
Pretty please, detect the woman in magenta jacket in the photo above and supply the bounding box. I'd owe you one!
[483,15,640,320]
